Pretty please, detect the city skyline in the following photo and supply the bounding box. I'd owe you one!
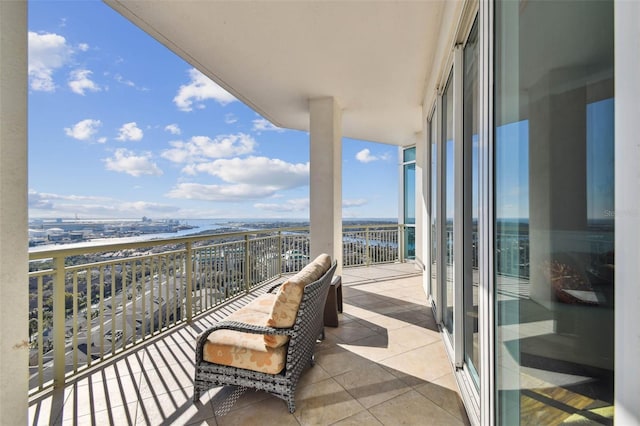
[28,0,399,221]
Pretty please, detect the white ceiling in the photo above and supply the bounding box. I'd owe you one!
[105,0,448,146]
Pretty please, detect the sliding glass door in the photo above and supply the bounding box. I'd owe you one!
[494,1,614,423]
[428,19,481,391]
[442,73,455,338]
[463,18,480,389]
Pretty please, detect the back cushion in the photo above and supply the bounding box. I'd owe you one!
[265,253,331,331]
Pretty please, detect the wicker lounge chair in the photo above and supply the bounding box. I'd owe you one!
[193,257,337,413]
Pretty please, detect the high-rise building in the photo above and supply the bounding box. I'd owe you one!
[2,1,637,424]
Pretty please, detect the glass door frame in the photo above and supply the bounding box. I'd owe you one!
[426,105,440,316]
[426,5,490,425]
[478,1,495,424]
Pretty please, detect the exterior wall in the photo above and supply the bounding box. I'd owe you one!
[0,0,29,423]
[614,0,640,423]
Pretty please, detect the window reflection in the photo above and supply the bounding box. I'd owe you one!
[494,0,614,424]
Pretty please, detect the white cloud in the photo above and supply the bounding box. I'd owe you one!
[97,137,108,144]
[64,119,102,141]
[186,156,309,189]
[28,31,73,92]
[355,148,391,164]
[77,43,90,52]
[164,124,181,135]
[355,149,377,163]
[166,183,278,201]
[114,73,135,87]
[112,73,147,91]
[254,198,309,213]
[343,198,368,208]
[173,68,237,111]
[28,189,179,218]
[104,149,162,176]
[166,157,309,202]
[68,69,101,95]
[116,122,144,141]
[225,113,238,124]
[28,190,55,210]
[161,133,256,163]
[252,118,284,133]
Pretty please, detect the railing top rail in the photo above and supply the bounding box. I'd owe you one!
[343,224,399,231]
[28,226,311,261]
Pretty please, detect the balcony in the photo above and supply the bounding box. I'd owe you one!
[27,226,468,425]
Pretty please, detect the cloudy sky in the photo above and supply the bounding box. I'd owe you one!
[28,0,399,220]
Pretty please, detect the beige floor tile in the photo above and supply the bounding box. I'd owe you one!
[369,390,464,426]
[332,409,384,425]
[143,341,194,368]
[293,378,365,425]
[216,396,299,426]
[297,363,332,387]
[337,334,409,363]
[379,342,453,385]
[359,313,409,331]
[30,264,471,426]
[73,402,138,426]
[28,390,66,426]
[341,303,380,320]
[315,345,379,377]
[136,386,216,426]
[414,373,469,423]
[61,376,139,420]
[387,324,441,350]
[220,388,272,413]
[327,320,382,343]
[137,363,194,399]
[333,363,413,408]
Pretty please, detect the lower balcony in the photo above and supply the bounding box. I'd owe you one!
[28,262,469,425]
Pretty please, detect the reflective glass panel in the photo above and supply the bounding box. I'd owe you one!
[442,74,454,336]
[494,1,614,423]
[463,18,480,388]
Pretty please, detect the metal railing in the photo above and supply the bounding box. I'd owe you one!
[27,224,403,395]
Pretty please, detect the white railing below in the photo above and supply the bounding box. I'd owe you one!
[27,224,404,395]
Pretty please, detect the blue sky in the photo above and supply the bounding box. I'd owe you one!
[28,0,399,221]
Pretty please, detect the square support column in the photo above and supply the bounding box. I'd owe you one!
[309,97,342,274]
[0,0,28,423]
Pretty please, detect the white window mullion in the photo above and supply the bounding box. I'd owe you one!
[479,0,495,424]
[453,45,465,368]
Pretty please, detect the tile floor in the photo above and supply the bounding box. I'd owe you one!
[29,263,470,425]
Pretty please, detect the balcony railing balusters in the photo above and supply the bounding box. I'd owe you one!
[28,224,403,396]
[53,256,65,388]
[36,276,44,390]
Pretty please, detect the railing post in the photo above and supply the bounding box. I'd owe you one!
[185,242,193,323]
[244,234,250,294]
[278,231,283,276]
[365,226,371,267]
[53,255,66,389]
[399,224,405,263]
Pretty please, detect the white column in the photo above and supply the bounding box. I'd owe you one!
[0,0,28,423]
[615,1,640,423]
[309,97,342,273]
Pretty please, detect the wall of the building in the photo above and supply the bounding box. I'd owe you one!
[614,0,640,423]
[0,1,29,423]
